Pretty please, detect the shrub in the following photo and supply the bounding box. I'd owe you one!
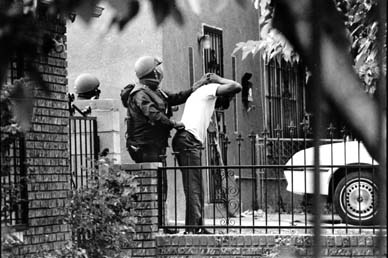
[64,158,138,258]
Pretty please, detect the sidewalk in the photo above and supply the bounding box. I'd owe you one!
[167,212,386,235]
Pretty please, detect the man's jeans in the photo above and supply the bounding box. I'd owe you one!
[172,130,204,231]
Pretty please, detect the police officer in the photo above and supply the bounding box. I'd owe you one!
[126,56,198,162]
[125,55,204,234]
[74,73,101,100]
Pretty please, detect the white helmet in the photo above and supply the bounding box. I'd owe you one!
[74,73,100,94]
[134,56,163,79]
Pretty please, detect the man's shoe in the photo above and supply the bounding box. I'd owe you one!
[163,228,179,234]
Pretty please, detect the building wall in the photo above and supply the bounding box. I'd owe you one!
[13,16,71,257]
[161,1,262,217]
[67,1,163,164]
[67,1,264,219]
[162,1,263,165]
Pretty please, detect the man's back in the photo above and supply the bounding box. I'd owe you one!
[180,83,219,144]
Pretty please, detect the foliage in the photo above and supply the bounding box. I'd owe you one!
[335,0,384,94]
[1,225,24,258]
[63,159,138,258]
[233,0,385,95]
[28,158,138,258]
[232,0,299,63]
[0,81,21,155]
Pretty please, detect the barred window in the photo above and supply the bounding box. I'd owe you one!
[1,55,29,229]
[202,25,227,203]
[264,59,306,138]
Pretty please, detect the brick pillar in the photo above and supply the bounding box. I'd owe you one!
[121,162,161,258]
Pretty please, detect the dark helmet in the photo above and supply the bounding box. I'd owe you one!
[74,73,100,94]
[134,56,163,79]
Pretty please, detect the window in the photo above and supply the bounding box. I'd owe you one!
[1,55,29,229]
[203,26,224,76]
[202,25,226,203]
[264,59,306,138]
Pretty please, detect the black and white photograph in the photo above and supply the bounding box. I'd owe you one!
[1,0,386,257]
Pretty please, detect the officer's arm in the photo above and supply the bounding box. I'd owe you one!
[134,91,176,128]
[164,89,193,106]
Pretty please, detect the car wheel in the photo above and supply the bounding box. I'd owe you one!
[334,171,378,225]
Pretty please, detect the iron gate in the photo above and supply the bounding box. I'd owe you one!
[68,94,99,189]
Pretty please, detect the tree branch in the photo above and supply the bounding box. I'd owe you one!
[273,0,386,161]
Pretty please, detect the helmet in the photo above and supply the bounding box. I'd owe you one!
[74,73,100,94]
[134,56,163,79]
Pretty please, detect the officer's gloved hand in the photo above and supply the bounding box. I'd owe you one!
[192,73,211,92]
[172,121,185,130]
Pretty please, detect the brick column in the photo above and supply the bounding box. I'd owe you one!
[121,162,161,258]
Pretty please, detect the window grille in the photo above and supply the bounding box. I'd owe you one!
[265,59,306,138]
[188,47,194,88]
[203,26,224,76]
[1,56,29,229]
[202,25,226,203]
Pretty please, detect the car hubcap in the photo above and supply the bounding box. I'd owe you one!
[342,179,377,220]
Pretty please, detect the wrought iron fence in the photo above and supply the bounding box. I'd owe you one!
[158,127,386,235]
[68,94,99,189]
[0,132,28,229]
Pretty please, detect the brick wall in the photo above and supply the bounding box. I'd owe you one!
[12,16,71,257]
[123,163,386,258]
[121,163,161,258]
[156,234,387,257]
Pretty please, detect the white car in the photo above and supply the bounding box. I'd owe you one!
[283,141,380,225]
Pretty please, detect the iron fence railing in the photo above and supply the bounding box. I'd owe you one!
[0,132,28,229]
[158,131,386,235]
[68,94,99,189]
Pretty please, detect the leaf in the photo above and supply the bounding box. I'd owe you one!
[8,78,34,131]
[170,1,184,25]
[213,0,230,13]
[150,0,171,25]
[231,42,245,55]
[74,0,100,23]
[242,47,252,60]
[108,0,140,31]
[235,0,248,8]
[186,0,202,15]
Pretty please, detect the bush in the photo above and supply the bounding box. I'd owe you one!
[31,158,138,258]
[64,159,138,258]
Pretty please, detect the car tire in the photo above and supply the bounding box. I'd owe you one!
[334,171,379,225]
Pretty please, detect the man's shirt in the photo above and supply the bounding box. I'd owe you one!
[180,83,219,144]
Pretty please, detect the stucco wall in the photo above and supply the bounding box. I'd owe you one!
[67,1,163,164]
[161,1,262,217]
[67,1,264,220]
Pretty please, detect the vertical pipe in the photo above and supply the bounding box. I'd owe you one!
[19,134,28,225]
[84,119,88,186]
[249,132,256,233]
[88,120,93,181]
[328,124,335,234]
[68,105,73,189]
[263,129,268,233]
[73,118,78,189]
[376,0,387,256]
[173,154,178,230]
[78,119,84,187]
[237,133,242,234]
[276,126,281,233]
[312,0,323,256]
[303,121,308,234]
[289,123,295,228]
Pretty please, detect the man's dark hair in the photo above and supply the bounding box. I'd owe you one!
[215,95,232,110]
